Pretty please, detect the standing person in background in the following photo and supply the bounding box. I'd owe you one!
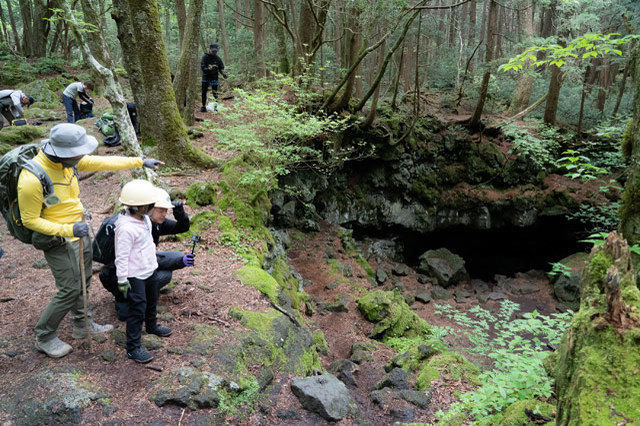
[62,81,94,123]
[0,89,34,129]
[199,43,228,113]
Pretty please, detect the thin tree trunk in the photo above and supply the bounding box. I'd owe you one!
[164,1,171,49]
[362,40,386,128]
[274,6,289,74]
[175,0,186,48]
[234,0,242,31]
[508,93,547,120]
[330,4,362,111]
[0,2,7,44]
[217,0,229,64]
[4,0,19,50]
[612,60,630,118]
[18,0,34,55]
[469,0,498,128]
[467,0,475,48]
[506,1,534,116]
[543,64,564,125]
[174,0,204,122]
[62,0,144,160]
[253,0,266,78]
[81,0,110,93]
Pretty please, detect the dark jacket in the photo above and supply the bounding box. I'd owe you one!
[200,53,225,81]
[151,203,190,246]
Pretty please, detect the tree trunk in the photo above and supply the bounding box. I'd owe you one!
[234,0,242,31]
[467,0,476,48]
[620,50,640,243]
[111,0,151,138]
[330,5,362,111]
[173,0,204,122]
[62,0,143,160]
[252,0,266,78]
[175,0,186,48]
[274,6,289,74]
[506,1,534,116]
[121,0,212,166]
[612,60,630,118]
[18,0,34,55]
[217,0,230,65]
[362,40,386,128]
[0,2,8,44]
[469,0,498,128]
[81,0,110,93]
[4,0,18,50]
[543,63,564,125]
[297,0,315,68]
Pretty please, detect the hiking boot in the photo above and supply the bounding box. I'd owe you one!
[127,347,154,363]
[147,325,173,337]
[199,106,207,112]
[35,337,73,358]
[115,301,129,321]
[72,321,114,339]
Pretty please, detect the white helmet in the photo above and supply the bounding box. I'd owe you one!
[154,188,174,209]
[119,179,157,206]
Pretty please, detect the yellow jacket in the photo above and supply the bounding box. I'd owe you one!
[17,151,143,238]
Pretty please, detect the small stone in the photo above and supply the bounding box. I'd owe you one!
[376,367,409,390]
[431,287,450,300]
[370,389,392,408]
[392,263,409,276]
[390,407,414,422]
[417,274,430,284]
[471,279,490,293]
[325,281,339,290]
[487,292,506,301]
[325,246,336,259]
[350,349,374,364]
[417,345,434,359]
[415,292,431,304]
[276,408,302,420]
[398,389,431,409]
[376,268,388,284]
[325,300,349,313]
[100,350,116,362]
[342,264,353,278]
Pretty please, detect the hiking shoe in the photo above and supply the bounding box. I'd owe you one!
[72,321,114,339]
[115,301,129,321]
[199,106,207,112]
[35,337,73,358]
[127,347,154,363]
[147,325,173,337]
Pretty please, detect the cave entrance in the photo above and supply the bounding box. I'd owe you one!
[358,216,589,281]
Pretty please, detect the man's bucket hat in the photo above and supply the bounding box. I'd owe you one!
[42,123,98,158]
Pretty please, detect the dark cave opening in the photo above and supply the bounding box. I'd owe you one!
[354,216,589,281]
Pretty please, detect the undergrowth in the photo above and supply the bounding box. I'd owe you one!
[434,300,572,424]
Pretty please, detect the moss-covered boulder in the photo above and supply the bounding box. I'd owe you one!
[234,265,280,303]
[21,80,60,104]
[357,290,434,340]
[0,125,44,146]
[185,181,218,206]
[150,367,223,409]
[24,107,62,121]
[501,399,555,426]
[0,366,110,424]
[553,232,640,425]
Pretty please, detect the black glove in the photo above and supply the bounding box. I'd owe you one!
[171,200,183,209]
[118,280,131,299]
[182,254,195,267]
[142,158,164,169]
[72,222,89,237]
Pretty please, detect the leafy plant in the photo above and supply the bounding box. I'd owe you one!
[434,300,572,423]
[502,123,560,173]
[548,261,572,278]
[556,149,608,181]
[567,202,619,234]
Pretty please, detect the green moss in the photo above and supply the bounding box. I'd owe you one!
[416,364,440,390]
[270,257,307,309]
[582,251,612,301]
[0,126,44,145]
[233,266,279,303]
[187,324,221,356]
[218,216,234,232]
[312,331,329,355]
[185,181,218,207]
[427,352,480,384]
[178,211,218,240]
[356,255,374,278]
[501,400,555,426]
[357,290,434,340]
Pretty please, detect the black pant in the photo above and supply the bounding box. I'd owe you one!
[0,97,16,129]
[99,251,184,301]
[126,271,159,352]
[201,82,219,106]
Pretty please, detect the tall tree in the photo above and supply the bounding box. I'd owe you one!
[507,1,534,116]
[4,0,19,50]
[217,0,230,65]
[469,0,498,128]
[253,0,266,78]
[120,0,213,166]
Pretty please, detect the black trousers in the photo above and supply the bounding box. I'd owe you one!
[126,271,159,352]
[201,81,219,106]
[0,97,16,129]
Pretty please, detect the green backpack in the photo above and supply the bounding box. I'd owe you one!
[96,112,116,137]
[0,143,55,244]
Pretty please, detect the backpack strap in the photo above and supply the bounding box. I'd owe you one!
[22,159,54,199]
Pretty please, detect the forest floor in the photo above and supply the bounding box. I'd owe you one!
[0,97,578,425]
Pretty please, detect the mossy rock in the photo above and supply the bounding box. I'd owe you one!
[185,181,218,207]
[0,125,44,146]
[20,80,59,104]
[501,399,555,425]
[357,290,434,340]
[32,101,60,110]
[178,211,218,239]
[187,324,221,356]
[23,107,62,121]
[233,265,279,303]
[554,232,640,425]
[150,367,223,409]
[0,366,110,424]
[418,351,479,387]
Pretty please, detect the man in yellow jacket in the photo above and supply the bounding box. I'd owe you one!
[17,123,163,358]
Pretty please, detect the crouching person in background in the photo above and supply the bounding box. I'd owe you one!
[115,180,173,364]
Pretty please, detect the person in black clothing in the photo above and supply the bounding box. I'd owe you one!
[99,188,193,320]
[200,43,228,112]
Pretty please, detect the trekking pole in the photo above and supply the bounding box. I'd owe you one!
[78,216,92,353]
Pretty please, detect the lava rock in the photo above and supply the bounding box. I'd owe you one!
[417,248,468,288]
[376,367,410,390]
[375,268,388,284]
[398,389,431,409]
[553,273,581,311]
[290,374,355,421]
[392,263,409,276]
[328,359,359,388]
[415,292,431,304]
[431,287,450,300]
